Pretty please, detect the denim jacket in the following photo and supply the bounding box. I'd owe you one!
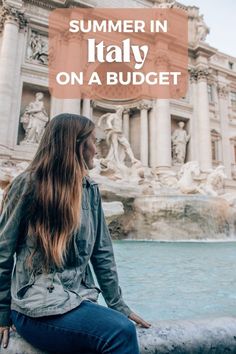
[0,171,132,327]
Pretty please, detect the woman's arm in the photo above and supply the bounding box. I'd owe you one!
[0,175,27,326]
[90,186,132,317]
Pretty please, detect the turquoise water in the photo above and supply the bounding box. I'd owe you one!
[97,241,236,322]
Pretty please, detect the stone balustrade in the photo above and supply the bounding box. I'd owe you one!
[1,317,236,354]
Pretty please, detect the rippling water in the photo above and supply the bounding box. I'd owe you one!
[97,240,236,322]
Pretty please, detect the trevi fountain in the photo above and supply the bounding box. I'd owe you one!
[2,103,236,354]
[1,103,235,242]
[1,0,236,352]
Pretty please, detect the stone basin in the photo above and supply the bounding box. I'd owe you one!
[2,317,236,354]
[105,194,236,240]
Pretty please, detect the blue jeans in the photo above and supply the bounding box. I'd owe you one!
[11,300,140,354]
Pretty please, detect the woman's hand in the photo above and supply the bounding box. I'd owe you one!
[128,312,152,328]
[0,325,17,348]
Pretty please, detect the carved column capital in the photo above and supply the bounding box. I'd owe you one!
[189,67,210,83]
[123,107,130,115]
[217,84,229,99]
[138,101,152,111]
[154,51,170,69]
[197,67,210,81]
[0,3,27,32]
[91,100,97,109]
[189,68,198,83]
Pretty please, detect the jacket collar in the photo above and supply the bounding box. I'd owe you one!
[82,175,98,187]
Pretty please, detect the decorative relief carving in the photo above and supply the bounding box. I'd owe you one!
[26,29,48,65]
[217,85,229,99]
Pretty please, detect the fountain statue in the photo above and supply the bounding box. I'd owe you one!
[92,118,235,240]
[171,121,190,165]
[20,92,49,144]
[200,165,226,196]
[177,161,202,194]
[0,120,235,241]
[195,14,210,43]
[98,106,138,166]
[97,106,145,183]
[0,160,29,209]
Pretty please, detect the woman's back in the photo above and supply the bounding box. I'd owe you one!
[0,113,150,353]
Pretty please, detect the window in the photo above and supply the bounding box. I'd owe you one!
[230,91,236,108]
[230,137,236,163]
[207,84,214,103]
[230,137,236,179]
[211,129,221,162]
[229,62,234,70]
[234,145,236,163]
[211,140,217,161]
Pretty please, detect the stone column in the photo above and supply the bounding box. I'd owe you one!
[217,84,231,177]
[149,101,157,168]
[0,2,27,152]
[122,108,130,141]
[90,101,96,121]
[61,31,81,114]
[138,102,150,166]
[196,67,212,171]
[155,99,172,172]
[50,97,63,118]
[189,69,199,162]
[153,47,172,172]
[62,99,81,114]
[82,98,91,118]
[230,137,236,179]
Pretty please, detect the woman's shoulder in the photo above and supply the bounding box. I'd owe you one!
[6,170,33,198]
[1,170,32,212]
[83,175,99,188]
[11,170,32,188]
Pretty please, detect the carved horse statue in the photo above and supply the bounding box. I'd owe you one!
[177,161,202,194]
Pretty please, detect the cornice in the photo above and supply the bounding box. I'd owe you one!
[189,43,217,61]
[24,0,55,9]
[21,0,96,10]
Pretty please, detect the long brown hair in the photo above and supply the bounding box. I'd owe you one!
[25,113,95,273]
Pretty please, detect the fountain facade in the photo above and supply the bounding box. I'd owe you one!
[0,1,236,352]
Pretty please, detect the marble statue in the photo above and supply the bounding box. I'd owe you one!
[157,171,178,189]
[96,106,145,182]
[98,106,138,167]
[20,92,49,144]
[171,121,190,165]
[177,162,227,196]
[0,160,29,206]
[27,31,48,65]
[200,165,227,197]
[177,161,202,194]
[195,15,209,43]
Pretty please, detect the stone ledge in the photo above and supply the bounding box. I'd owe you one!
[1,317,236,354]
